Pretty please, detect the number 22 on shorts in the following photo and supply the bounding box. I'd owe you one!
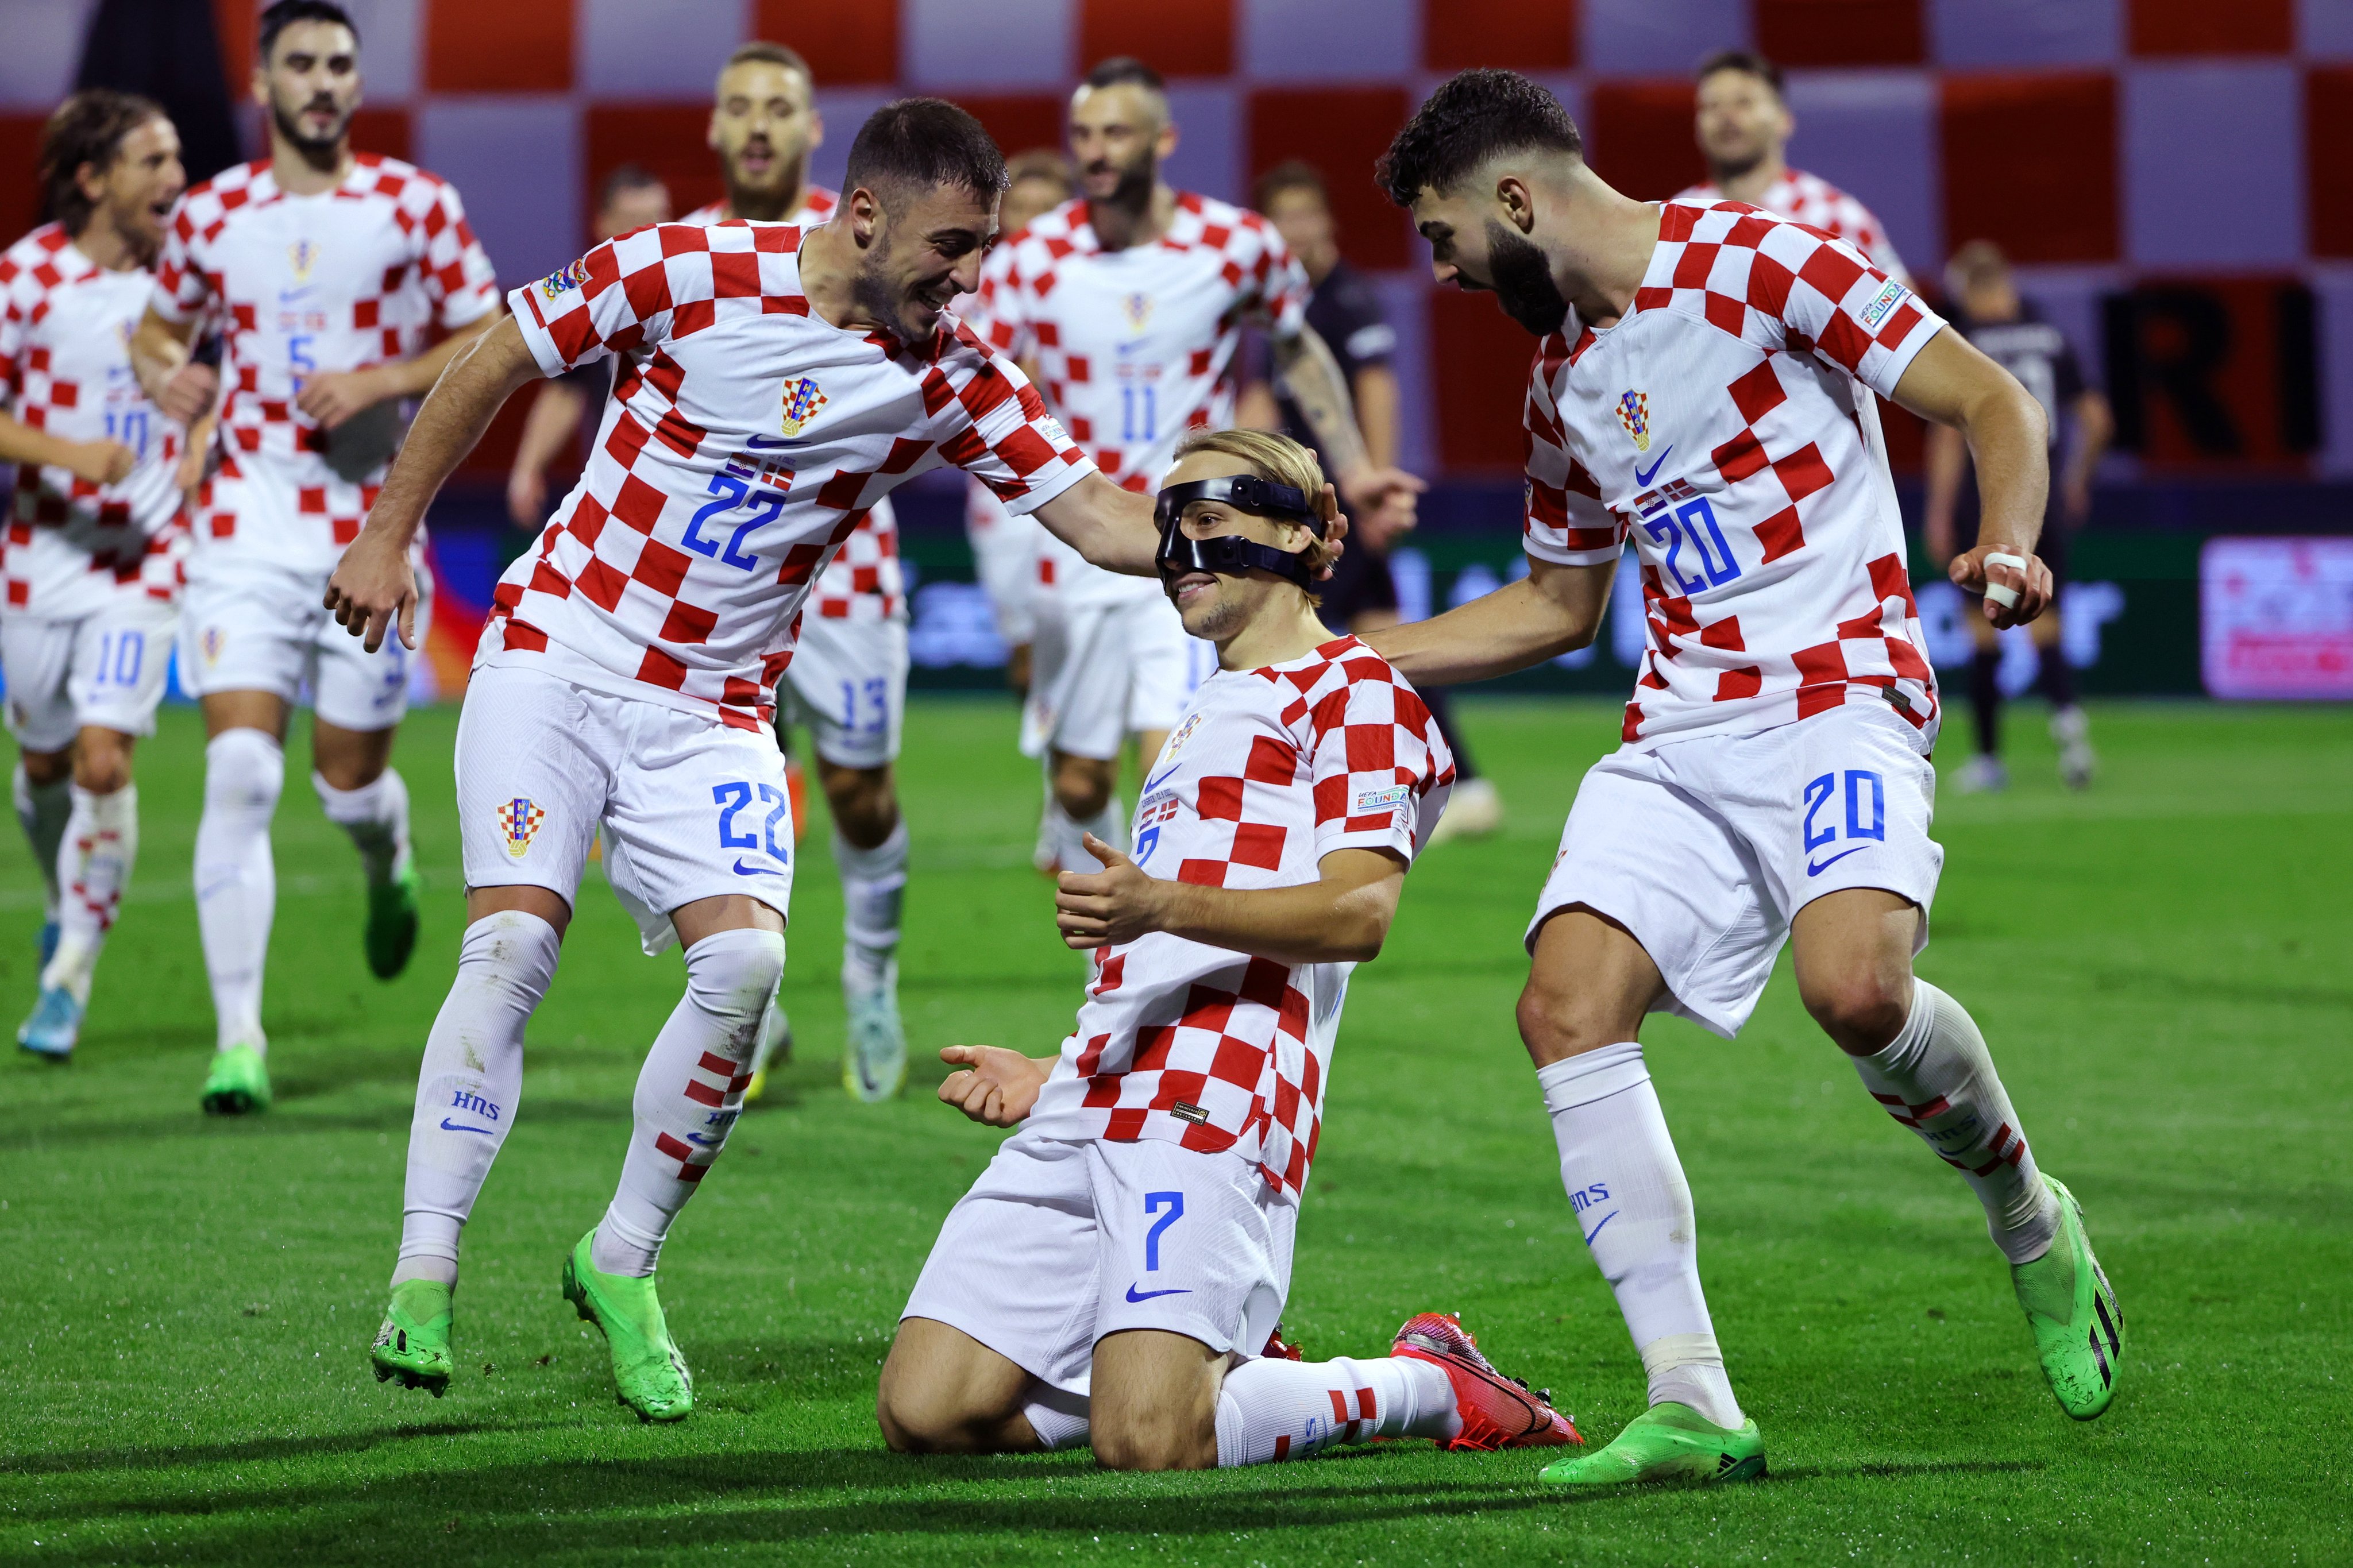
[713,782,791,863]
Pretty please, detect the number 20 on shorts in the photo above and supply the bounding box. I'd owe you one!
[1803,769,1885,855]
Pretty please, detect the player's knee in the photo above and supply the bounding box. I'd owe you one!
[682,928,786,1034]
[72,736,132,794]
[1800,968,1911,1054]
[203,728,285,813]
[1050,756,1110,819]
[20,748,71,788]
[826,768,899,847]
[1515,976,1623,1067]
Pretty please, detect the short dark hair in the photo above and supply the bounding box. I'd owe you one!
[844,99,1008,202]
[596,163,665,213]
[1376,69,1583,208]
[1253,159,1328,213]
[1696,48,1784,98]
[1084,56,1166,95]
[722,40,812,82]
[40,90,167,237]
[258,0,359,63]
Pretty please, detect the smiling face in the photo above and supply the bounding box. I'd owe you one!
[1160,451,1318,641]
[709,58,820,213]
[1410,181,1570,338]
[257,18,360,159]
[1695,67,1791,181]
[1068,82,1173,208]
[86,115,185,259]
[848,181,1000,342]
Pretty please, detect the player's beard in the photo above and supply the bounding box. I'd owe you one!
[1086,149,1155,217]
[1484,220,1571,338]
[850,227,938,343]
[272,94,350,171]
[726,139,805,222]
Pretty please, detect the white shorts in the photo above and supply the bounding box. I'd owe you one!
[178,562,429,732]
[1021,592,1206,762]
[456,663,795,955]
[780,613,909,770]
[902,1123,1298,1396]
[0,597,180,751]
[1531,702,1943,1039]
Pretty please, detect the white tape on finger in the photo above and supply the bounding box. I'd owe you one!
[1982,551,2028,610]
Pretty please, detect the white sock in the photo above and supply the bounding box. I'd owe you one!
[392,910,561,1288]
[14,762,70,918]
[42,783,137,1004]
[1212,1354,1456,1466]
[1852,980,2062,1265]
[1020,1380,1091,1451]
[1537,1045,1744,1430]
[592,928,786,1276]
[194,729,282,1053]
[313,767,411,886]
[834,818,906,996]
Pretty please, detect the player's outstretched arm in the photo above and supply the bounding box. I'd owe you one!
[1033,470,1355,582]
[324,315,543,652]
[1271,325,1425,531]
[0,413,134,487]
[1056,836,1406,966]
[1363,557,1613,686]
[1892,327,2054,628]
[936,1045,1056,1127]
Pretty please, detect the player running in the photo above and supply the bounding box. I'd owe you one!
[1674,50,1909,283]
[342,100,1185,1422]
[880,428,1577,1469]
[1,92,200,1059]
[1370,71,2123,1486]
[971,57,1419,877]
[130,0,500,1115]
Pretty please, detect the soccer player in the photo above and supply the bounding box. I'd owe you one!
[878,428,1578,1470]
[1673,51,1909,283]
[130,0,501,1115]
[1367,71,2123,1486]
[1924,241,2112,793]
[971,57,1419,877]
[341,99,1187,1422]
[1,92,200,1059]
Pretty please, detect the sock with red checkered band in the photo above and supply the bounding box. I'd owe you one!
[591,928,786,1276]
[1212,1355,1457,1465]
[41,784,138,1004]
[1849,980,2061,1265]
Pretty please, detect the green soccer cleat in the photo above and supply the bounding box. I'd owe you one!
[371,1279,455,1397]
[1538,1402,1766,1488]
[562,1231,693,1422]
[2013,1175,2123,1419]
[200,1042,272,1115]
[365,864,422,980]
[744,988,792,1103]
[842,962,906,1103]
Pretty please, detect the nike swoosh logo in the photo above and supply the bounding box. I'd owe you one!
[1141,764,1181,796]
[439,1119,493,1135]
[684,1130,723,1146]
[1806,845,1870,876]
[733,858,781,876]
[1634,445,1674,488]
[745,433,790,449]
[1582,1211,1618,1246]
[1124,1284,1191,1303]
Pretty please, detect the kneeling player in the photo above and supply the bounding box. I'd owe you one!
[877,430,1578,1469]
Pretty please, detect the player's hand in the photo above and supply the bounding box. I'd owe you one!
[936,1044,1050,1126]
[298,366,391,430]
[175,438,213,499]
[323,522,420,652]
[1310,481,1352,579]
[156,360,218,426]
[1055,833,1167,949]
[506,464,547,528]
[66,440,137,487]
[1337,464,1424,537]
[1949,543,2053,629]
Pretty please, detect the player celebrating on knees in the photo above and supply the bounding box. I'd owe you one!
[131,0,501,1115]
[877,430,1577,1470]
[2,92,200,1059]
[970,57,1420,879]
[1367,72,2122,1486]
[337,100,1185,1422]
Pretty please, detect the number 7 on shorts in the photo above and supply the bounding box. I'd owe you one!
[1143,1191,1185,1273]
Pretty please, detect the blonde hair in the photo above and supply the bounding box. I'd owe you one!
[1170,427,1336,589]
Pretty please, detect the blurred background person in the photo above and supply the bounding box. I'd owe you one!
[1925,241,2113,793]
[1239,160,1500,840]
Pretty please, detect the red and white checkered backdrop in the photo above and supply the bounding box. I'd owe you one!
[3,0,2349,480]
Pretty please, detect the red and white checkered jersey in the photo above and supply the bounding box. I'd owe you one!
[151,155,499,573]
[1023,636,1454,1198]
[493,221,1091,731]
[970,194,1310,608]
[0,225,188,619]
[1673,168,1910,284]
[1522,200,1946,751]
[678,187,898,622]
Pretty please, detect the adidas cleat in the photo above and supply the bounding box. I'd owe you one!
[370,1279,454,1397]
[562,1231,693,1422]
[2013,1174,2123,1419]
[17,985,82,1059]
[842,964,907,1103]
[201,1042,272,1115]
[1391,1311,1581,1451]
[365,864,421,980]
[1538,1401,1766,1488]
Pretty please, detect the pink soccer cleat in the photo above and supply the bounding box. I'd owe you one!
[1391,1311,1583,1451]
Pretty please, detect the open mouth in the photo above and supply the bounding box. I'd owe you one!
[738,142,775,177]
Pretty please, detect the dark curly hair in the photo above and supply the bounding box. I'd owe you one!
[1376,69,1583,208]
[40,90,167,237]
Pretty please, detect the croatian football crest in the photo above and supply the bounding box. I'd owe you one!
[288,238,321,283]
[1122,292,1154,333]
[497,797,546,858]
[538,257,591,299]
[200,626,226,665]
[779,376,829,436]
[1615,391,1651,453]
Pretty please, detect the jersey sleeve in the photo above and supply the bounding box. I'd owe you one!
[1521,342,1627,568]
[1306,661,1453,863]
[418,177,500,330]
[967,241,1031,360]
[507,228,676,377]
[149,194,214,326]
[1249,222,1311,342]
[1745,217,1945,400]
[931,335,1095,515]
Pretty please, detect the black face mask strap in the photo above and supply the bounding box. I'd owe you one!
[1154,473,1323,594]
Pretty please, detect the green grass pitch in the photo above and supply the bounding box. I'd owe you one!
[2,696,2347,1565]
